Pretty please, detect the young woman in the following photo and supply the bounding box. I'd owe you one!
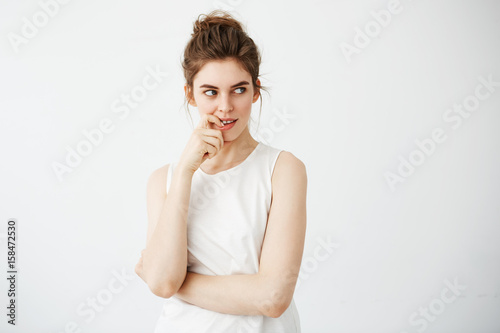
[135,10,307,332]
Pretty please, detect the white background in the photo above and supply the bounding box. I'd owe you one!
[1,0,499,332]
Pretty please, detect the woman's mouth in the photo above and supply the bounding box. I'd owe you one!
[219,118,238,130]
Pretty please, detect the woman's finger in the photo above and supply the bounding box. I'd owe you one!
[198,128,224,150]
[201,134,223,156]
[196,114,224,129]
[204,140,218,159]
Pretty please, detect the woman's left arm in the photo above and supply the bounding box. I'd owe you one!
[175,152,307,318]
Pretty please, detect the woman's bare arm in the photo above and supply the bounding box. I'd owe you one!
[139,163,194,298]
[137,115,224,298]
[176,272,269,316]
[175,152,307,318]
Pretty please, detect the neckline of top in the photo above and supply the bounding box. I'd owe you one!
[198,142,262,176]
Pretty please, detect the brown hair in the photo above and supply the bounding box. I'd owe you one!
[181,10,267,130]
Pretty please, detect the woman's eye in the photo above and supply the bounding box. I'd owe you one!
[235,87,246,94]
[204,90,217,96]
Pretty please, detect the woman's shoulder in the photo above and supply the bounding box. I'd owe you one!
[268,145,307,181]
[276,151,306,172]
[270,149,307,200]
[259,142,305,167]
[146,163,170,195]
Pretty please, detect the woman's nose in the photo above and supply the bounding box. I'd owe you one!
[218,93,233,112]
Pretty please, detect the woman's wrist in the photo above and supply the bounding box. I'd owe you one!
[173,162,196,179]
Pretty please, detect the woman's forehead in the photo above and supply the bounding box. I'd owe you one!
[194,59,251,86]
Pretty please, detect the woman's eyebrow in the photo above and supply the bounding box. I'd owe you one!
[199,81,250,89]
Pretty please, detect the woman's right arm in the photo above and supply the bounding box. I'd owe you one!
[141,163,194,298]
[139,114,225,298]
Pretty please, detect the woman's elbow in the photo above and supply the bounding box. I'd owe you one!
[259,288,293,318]
[263,299,291,318]
[148,279,180,299]
[141,262,186,298]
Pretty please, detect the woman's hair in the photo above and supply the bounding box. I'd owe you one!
[181,10,267,130]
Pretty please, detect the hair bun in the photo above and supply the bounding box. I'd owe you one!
[193,19,210,36]
[192,10,244,36]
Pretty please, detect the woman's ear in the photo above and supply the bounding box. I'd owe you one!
[252,79,261,103]
[184,85,197,107]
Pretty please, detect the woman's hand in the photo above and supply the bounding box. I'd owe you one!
[177,115,225,174]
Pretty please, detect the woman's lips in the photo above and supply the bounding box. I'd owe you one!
[218,119,237,130]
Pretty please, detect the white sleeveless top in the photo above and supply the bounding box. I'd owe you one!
[153,141,301,333]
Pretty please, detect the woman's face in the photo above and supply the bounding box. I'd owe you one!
[186,58,260,142]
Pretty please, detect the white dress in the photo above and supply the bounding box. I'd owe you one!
[153,141,301,332]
